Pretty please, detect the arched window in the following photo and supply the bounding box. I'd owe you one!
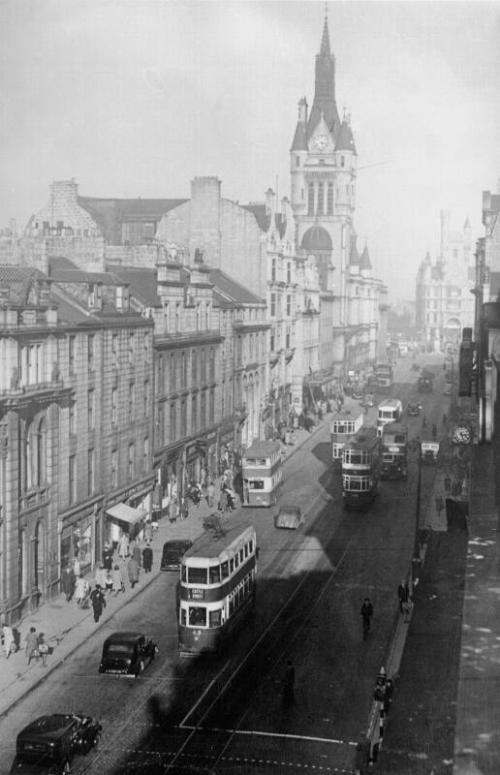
[317,183,324,215]
[307,184,315,215]
[25,416,48,490]
[327,183,334,214]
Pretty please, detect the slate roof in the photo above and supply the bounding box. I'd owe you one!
[360,245,372,271]
[209,268,264,305]
[335,120,357,155]
[301,225,332,251]
[242,203,271,233]
[290,121,308,152]
[112,267,161,307]
[0,266,50,305]
[48,257,123,286]
[78,197,187,243]
[349,237,360,265]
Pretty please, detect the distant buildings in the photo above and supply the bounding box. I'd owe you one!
[0,15,388,624]
[415,211,475,349]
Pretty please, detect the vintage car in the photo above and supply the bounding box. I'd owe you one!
[407,401,422,417]
[421,441,439,464]
[99,631,158,678]
[274,504,304,530]
[11,713,101,774]
[160,539,193,571]
[361,393,375,408]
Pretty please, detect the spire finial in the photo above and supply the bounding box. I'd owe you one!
[320,6,331,55]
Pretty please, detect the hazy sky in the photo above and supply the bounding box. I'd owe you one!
[1,0,500,299]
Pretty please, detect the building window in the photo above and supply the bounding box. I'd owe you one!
[286,295,292,316]
[128,443,134,480]
[270,333,275,352]
[88,448,95,495]
[111,448,118,488]
[175,302,181,333]
[200,390,207,428]
[340,155,345,168]
[307,183,314,215]
[157,354,164,393]
[163,303,169,332]
[209,347,215,381]
[317,182,324,215]
[111,333,118,367]
[209,387,215,424]
[88,389,94,429]
[192,349,198,383]
[181,351,187,387]
[180,399,187,437]
[295,155,300,167]
[170,401,177,439]
[200,349,206,382]
[69,402,76,436]
[286,331,291,349]
[327,183,333,214]
[271,258,276,282]
[69,454,76,504]
[170,353,176,391]
[111,387,118,425]
[128,382,135,417]
[271,293,276,317]
[88,334,95,371]
[23,417,48,491]
[69,335,76,375]
[191,393,198,431]
[129,333,135,365]
[144,331,150,358]
[287,262,292,284]
[143,437,149,473]
[144,379,149,416]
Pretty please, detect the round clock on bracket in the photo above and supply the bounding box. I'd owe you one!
[452,425,471,445]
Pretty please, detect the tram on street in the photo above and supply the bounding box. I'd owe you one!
[330,409,364,464]
[375,362,394,391]
[380,421,408,479]
[178,524,257,656]
[376,398,403,437]
[241,439,283,506]
[341,426,380,509]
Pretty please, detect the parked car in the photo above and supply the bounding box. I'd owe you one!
[274,504,304,530]
[407,401,421,416]
[99,631,158,678]
[352,387,365,400]
[11,713,101,774]
[161,539,193,571]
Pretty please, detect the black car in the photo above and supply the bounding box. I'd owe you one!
[407,401,421,416]
[99,631,158,678]
[11,713,101,774]
[160,539,193,571]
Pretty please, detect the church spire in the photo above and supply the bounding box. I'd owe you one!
[308,12,340,141]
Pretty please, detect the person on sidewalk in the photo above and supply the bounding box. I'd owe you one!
[37,633,49,667]
[118,533,129,560]
[61,565,76,602]
[207,480,215,508]
[361,598,374,639]
[25,626,39,665]
[102,543,114,571]
[74,575,89,606]
[90,584,106,623]
[142,543,153,573]
[95,563,108,591]
[397,580,410,614]
[127,556,140,589]
[131,541,142,567]
[112,564,125,595]
[2,623,16,658]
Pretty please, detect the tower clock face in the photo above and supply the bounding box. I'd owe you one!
[312,134,329,151]
[452,426,471,444]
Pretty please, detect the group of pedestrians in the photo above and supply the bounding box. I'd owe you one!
[1,623,50,667]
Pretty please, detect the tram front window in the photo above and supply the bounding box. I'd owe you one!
[188,567,208,584]
[209,565,221,584]
[249,480,264,490]
[209,609,222,627]
[189,607,207,626]
[221,561,229,579]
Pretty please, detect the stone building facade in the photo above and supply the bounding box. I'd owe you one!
[0,264,154,624]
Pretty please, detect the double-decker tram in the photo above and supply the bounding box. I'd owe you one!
[376,398,403,437]
[241,439,283,506]
[375,362,394,391]
[330,409,364,465]
[341,426,380,509]
[178,524,257,656]
[380,421,408,480]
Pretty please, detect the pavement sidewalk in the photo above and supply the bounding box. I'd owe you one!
[0,417,329,720]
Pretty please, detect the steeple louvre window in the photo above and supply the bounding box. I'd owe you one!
[327,183,333,215]
[307,184,315,215]
[317,183,324,215]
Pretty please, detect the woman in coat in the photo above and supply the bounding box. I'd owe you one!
[61,565,76,602]
[112,564,125,595]
[127,557,140,589]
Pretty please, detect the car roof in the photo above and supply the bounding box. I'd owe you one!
[18,714,77,740]
[277,504,301,515]
[103,631,145,645]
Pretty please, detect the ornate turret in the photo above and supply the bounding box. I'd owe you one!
[307,14,340,141]
[360,244,372,275]
[335,116,357,155]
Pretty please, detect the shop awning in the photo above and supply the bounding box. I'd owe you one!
[106,503,145,525]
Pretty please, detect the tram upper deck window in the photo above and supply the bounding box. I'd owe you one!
[239,549,244,563]
[249,539,253,553]
[209,565,221,584]
[209,610,222,628]
[221,561,229,579]
[188,567,208,585]
[230,558,234,573]
[189,607,206,626]
[249,479,264,490]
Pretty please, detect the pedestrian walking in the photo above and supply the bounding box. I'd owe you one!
[90,585,106,623]
[142,543,153,573]
[25,626,39,665]
[207,480,216,508]
[112,564,125,595]
[283,660,295,705]
[74,575,90,607]
[397,580,409,614]
[127,556,140,589]
[118,533,129,560]
[95,563,107,591]
[102,543,114,571]
[168,498,178,523]
[72,557,81,578]
[2,623,16,658]
[132,542,142,567]
[360,597,374,640]
[104,569,113,593]
[37,633,49,667]
[143,520,153,544]
[61,565,76,602]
